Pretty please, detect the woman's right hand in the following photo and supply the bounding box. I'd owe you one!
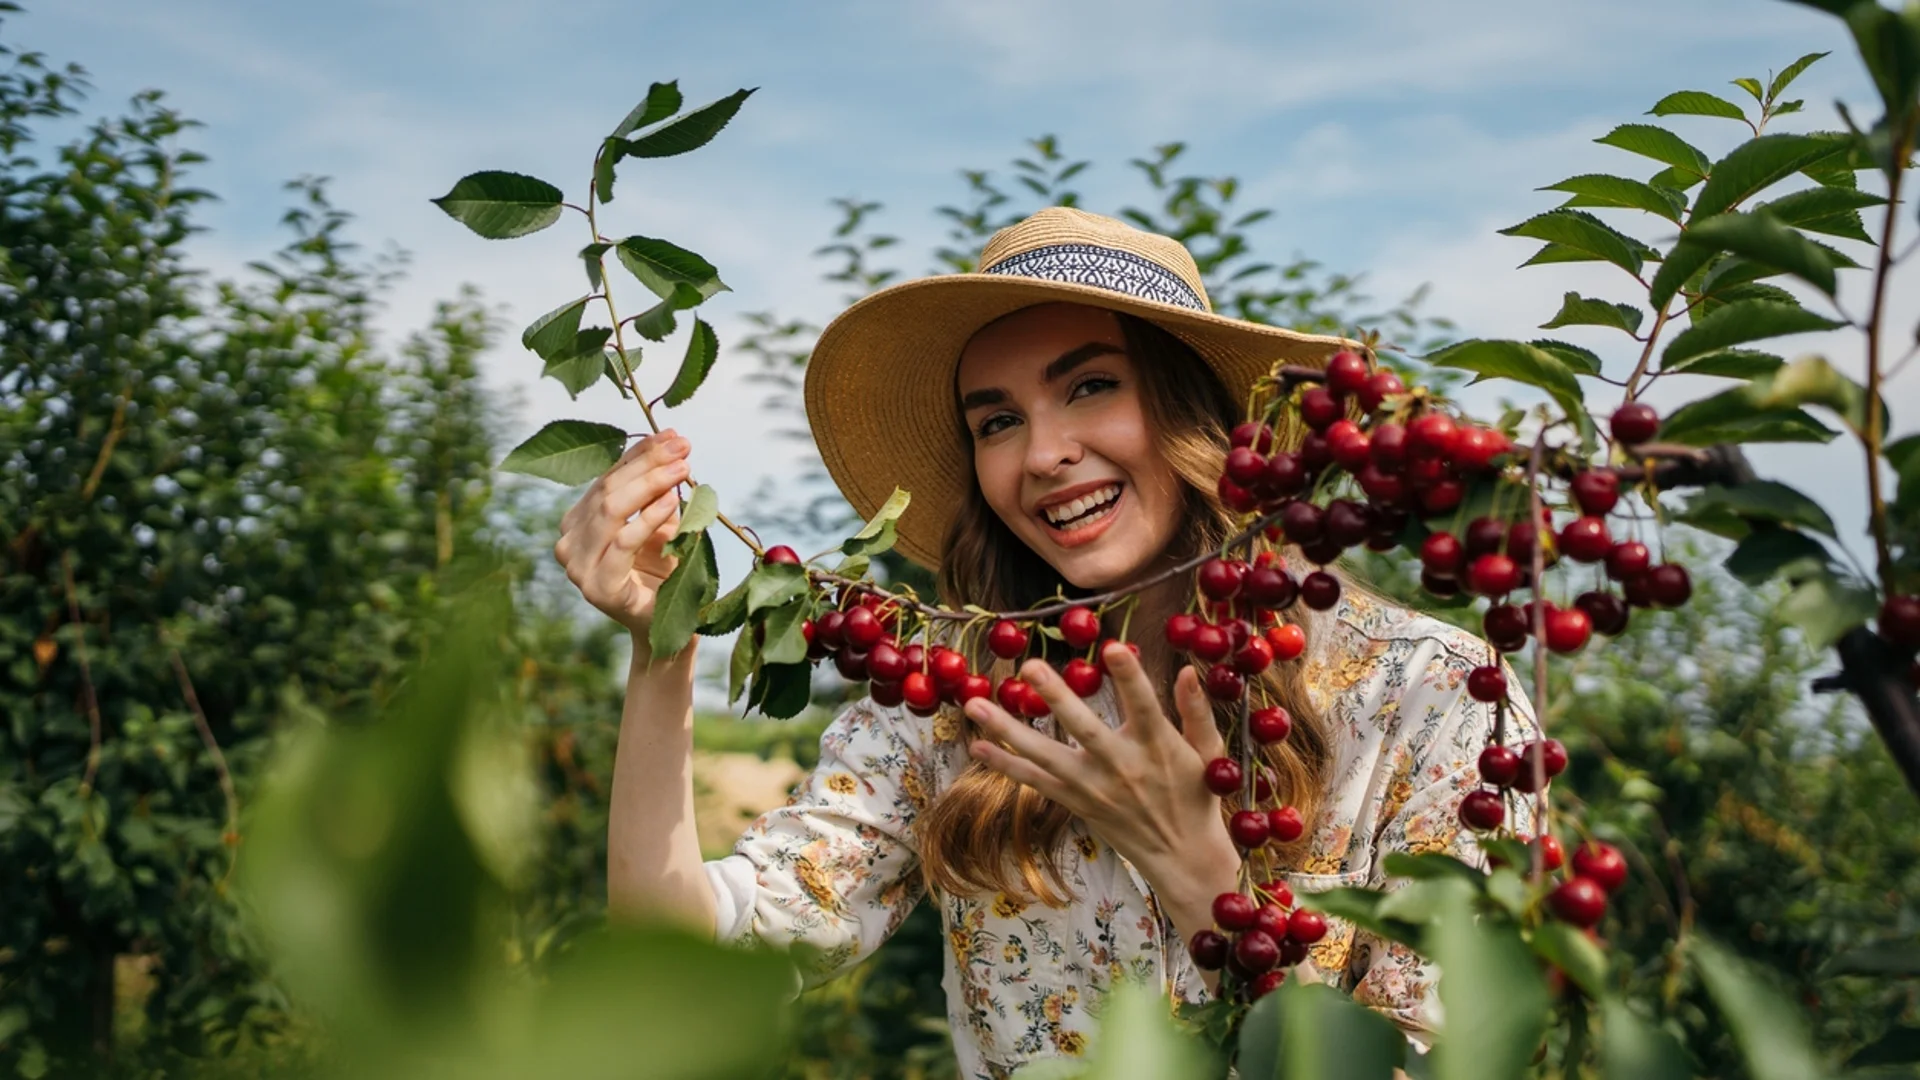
[553,429,692,638]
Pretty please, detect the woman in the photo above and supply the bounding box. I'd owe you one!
[554,207,1538,1078]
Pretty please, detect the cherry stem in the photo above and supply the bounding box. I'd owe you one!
[1525,427,1550,880]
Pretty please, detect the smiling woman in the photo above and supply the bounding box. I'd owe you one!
[562,206,1539,1079]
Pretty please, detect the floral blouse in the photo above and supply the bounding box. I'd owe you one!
[703,590,1540,1079]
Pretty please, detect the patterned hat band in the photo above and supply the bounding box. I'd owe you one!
[979,242,1208,313]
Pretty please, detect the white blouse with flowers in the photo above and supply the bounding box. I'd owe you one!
[702,590,1540,1080]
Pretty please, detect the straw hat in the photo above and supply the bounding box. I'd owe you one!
[804,206,1360,571]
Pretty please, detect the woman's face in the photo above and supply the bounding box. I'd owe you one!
[956,302,1186,591]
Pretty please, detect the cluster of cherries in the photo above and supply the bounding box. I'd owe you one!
[1187,880,1328,1000]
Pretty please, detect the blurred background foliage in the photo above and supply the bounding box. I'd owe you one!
[2,10,1916,1079]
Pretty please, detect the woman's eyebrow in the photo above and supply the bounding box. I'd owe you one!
[958,341,1125,412]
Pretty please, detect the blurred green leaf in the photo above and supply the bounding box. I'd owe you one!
[746,562,809,615]
[1238,980,1404,1080]
[1540,292,1644,334]
[1691,134,1848,220]
[431,171,565,239]
[649,530,717,658]
[1648,240,1717,312]
[1819,941,1920,977]
[611,81,683,137]
[1841,2,1920,121]
[622,88,756,159]
[1528,339,1604,375]
[1693,937,1831,1080]
[1757,184,1883,242]
[1500,209,1651,276]
[1650,90,1748,121]
[1595,124,1710,180]
[1599,999,1692,1080]
[1530,922,1610,998]
[1680,480,1837,538]
[1427,883,1549,1080]
[1657,388,1838,445]
[1682,212,1839,295]
[1660,300,1844,369]
[1662,348,1784,378]
[1725,527,1834,586]
[1778,568,1880,649]
[1541,174,1686,222]
[663,318,719,408]
[1382,852,1485,882]
[500,420,626,484]
[1743,354,1881,435]
[1848,1025,1920,1068]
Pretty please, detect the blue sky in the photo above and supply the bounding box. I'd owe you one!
[23,0,1917,598]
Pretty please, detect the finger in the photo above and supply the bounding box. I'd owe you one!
[1019,659,1113,752]
[603,452,691,522]
[608,488,681,556]
[964,696,1081,780]
[1106,640,1177,742]
[602,430,688,496]
[1174,665,1227,761]
[969,737,1071,803]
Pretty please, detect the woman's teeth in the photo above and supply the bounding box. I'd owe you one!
[1043,484,1122,529]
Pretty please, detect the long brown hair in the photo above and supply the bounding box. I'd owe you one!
[917,311,1334,906]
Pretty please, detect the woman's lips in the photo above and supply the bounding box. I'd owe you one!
[1041,484,1123,550]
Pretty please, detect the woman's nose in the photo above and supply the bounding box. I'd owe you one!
[1023,415,1083,477]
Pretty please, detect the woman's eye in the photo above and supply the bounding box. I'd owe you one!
[1071,376,1118,400]
[976,414,1015,438]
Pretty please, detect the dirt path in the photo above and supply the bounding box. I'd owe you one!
[692,750,806,858]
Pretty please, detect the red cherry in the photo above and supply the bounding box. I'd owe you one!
[1053,605,1100,649]
[1300,571,1341,611]
[1299,432,1334,473]
[844,605,886,649]
[1280,501,1325,545]
[1356,463,1407,505]
[1408,412,1459,458]
[1505,519,1545,564]
[1467,665,1508,703]
[1421,570,1461,598]
[957,673,993,704]
[1535,834,1566,872]
[834,647,869,681]
[987,619,1030,659]
[1647,563,1692,607]
[1253,766,1277,802]
[1219,474,1260,512]
[1605,540,1651,581]
[1300,387,1342,430]
[1267,805,1305,843]
[1575,591,1630,636]
[1278,937,1311,966]
[1190,624,1232,662]
[866,641,908,682]
[1421,532,1464,578]
[1511,739,1569,793]
[900,643,926,671]
[1266,623,1306,661]
[1360,371,1406,413]
[1559,517,1612,563]
[1548,877,1609,928]
[1459,789,1506,830]
[902,672,940,715]
[1478,745,1521,787]
[1250,706,1293,744]
[1327,350,1370,396]
[1882,595,1920,650]
[1260,880,1295,909]
[1206,664,1247,701]
[1572,842,1628,892]
[1212,891,1258,931]
[1467,554,1521,597]
[1226,446,1269,488]
[1286,907,1328,945]
[1299,534,1345,567]
[1610,402,1660,446]
[1263,452,1308,497]
[1323,499,1371,547]
[1544,607,1593,654]
[1203,757,1243,796]
[1189,929,1231,970]
[1232,929,1280,974]
[1233,635,1275,675]
[996,676,1028,714]
[1405,455,1451,489]
[815,610,848,649]
[1252,903,1291,941]
[763,545,801,565]
[1198,557,1246,600]
[1062,658,1103,697]
[1621,571,1656,609]
[1328,423,1372,473]
[1249,969,1286,1000]
[1096,638,1139,675]
[1464,517,1507,557]
[1484,604,1530,652]
[1419,479,1466,515]
[1451,426,1507,472]
[931,646,969,686]
[1165,613,1202,650]
[1242,566,1298,609]
[1570,470,1620,516]
[1231,421,1276,453]
[1230,810,1271,848]
[870,678,905,707]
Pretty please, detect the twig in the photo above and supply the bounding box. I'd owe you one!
[1859,130,1908,588]
[59,553,103,806]
[167,641,241,886]
[79,382,132,502]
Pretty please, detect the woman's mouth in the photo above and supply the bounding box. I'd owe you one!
[1040,482,1124,541]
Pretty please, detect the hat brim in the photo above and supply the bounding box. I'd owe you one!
[804,274,1360,571]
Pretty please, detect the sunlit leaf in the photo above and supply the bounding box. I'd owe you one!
[1594,124,1710,179]
[622,88,756,159]
[1541,174,1685,222]
[1649,89,1748,121]
[1744,354,1882,435]
[1682,212,1839,295]
[431,171,565,239]
[500,420,626,484]
[522,297,591,360]
[1768,51,1829,101]
[1732,76,1766,103]
[611,81,683,137]
[615,236,728,303]
[746,562,808,615]
[1691,133,1848,220]
[1779,568,1880,650]
[649,530,717,659]
[672,484,720,541]
[1660,300,1844,370]
[540,329,614,399]
[1427,883,1549,1080]
[662,318,719,408]
[1426,339,1586,436]
[1662,348,1783,378]
[1500,209,1651,276]
[1530,922,1610,998]
[760,600,813,665]
[1540,292,1644,334]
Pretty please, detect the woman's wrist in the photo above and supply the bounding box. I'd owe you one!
[628,627,697,676]
[1151,818,1243,948]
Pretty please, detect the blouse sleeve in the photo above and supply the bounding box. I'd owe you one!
[702,695,935,990]
[1345,637,1543,1046]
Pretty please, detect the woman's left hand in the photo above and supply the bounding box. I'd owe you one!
[963,642,1240,897]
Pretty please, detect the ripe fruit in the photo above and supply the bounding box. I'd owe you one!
[1575,590,1630,637]
[816,610,847,649]
[870,678,905,707]
[1328,423,1372,473]
[996,676,1029,715]
[1360,371,1406,413]
[1250,969,1286,1000]
[1059,605,1102,649]
[1621,571,1656,609]
[1277,937,1311,966]
[1189,929,1230,970]
[1203,757,1243,796]
[866,641,908,683]
[1267,805,1305,843]
[903,672,940,715]
[1548,877,1609,928]
[1232,929,1280,974]
[1263,452,1308,497]
[1605,540,1651,581]
[1459,789,1506,830]
[1467,554,1521,597]
[1243,566,1297,609]
[1198,558,1246,600]
[1571,841,1628,892]
[1464,517,1507,557]
[1062,658,1103,697]
[1467,665,1507,703]
[1253,903,1290,941]
[1287,908,1328,945]
[1421,532,1464,578]
[1610,402,1659,446]
[1324,499,1371,547]
[1451,426,1509,472]
[834,648,869,681]
[1165,613,1202,650]
[1213,891,1258,931]
[763,545,801,565]
[844,605,885,649]
[1327,350,1370,396]
[1226,446,1269,487]
[1219,475,1260,512]
[1511,739,1569,793]
[1096,638,1140,674]
[1300,387,1342,430]
[1570,470,1620,515]
[1534,834,1566,872]
[1408,412,1458,458]
[1484,604,1530,652]
[1251,706,1293,744]
[1280,501,1325,544]
[1231,421,1276,453]
[1260,880,1295,909]
[1369,421,1408,468]
[931,646,969,686]
[1505,519,1545,564]
[1190,624,1232,662]
[1233,635,1275,675]
[1559,516,1612,563]
[1299,433,1334,472]
[1422,570,1461,597]
[1478,745,1521,787]
[1879,595,1920,650]
[1646,563,1692,607]
[1419,480,1465,514]
[1206,664,1247,701]
[1543,607,1593,654]
[1300,571,1341,611]
[957,673,993,704]
[987,619,1030,659]
[1266,623,1306,661]
[1230,810,1271,848]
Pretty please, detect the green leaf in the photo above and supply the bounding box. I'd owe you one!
[1843,3,1920,120]
[1307,887,1426,949]
[1662,348,1784,378]
[1426,340,1586,428]
[522,297,591,360]
[1541,174,1685,222]
[430,170,565,239]
[622,88,756,159]
[1381,852,1484,882]
[1778,568,1880,650]
[1849,1025,1920,1068]
[1691,133,1848,220]
[1595,123,1710,179]
[661,318,719,408]
[1237,981,1403,1080]
[1725,527,1834,586]
[760,600,813,665]
[1540,292,1644,334]
[673,484,720,542]
[1427,883,1549,1080]
[1680,480,1837,538]
[1529,922,1610,998]
[1757,185,1883,243]
[1500,209,1650,276]
[1732,76,1766,103]
[649,530,718,659]
[1660,300,1844,370]
[1889,435,1920,525]
[1649,89,1748,121]
[615,236,728,303]
[542,340,611,399]
[605,347,636,396]
[1600,999,1692,1080]
[1697,283,1800,319]
[1648,240,1718,312]
[1822,941,1920,977]
[841,487,913,559]
[580,242,610,290]
[1658,390,1839,446]
[746,562,809,615]
[727,620,759,704]
[702,575,752,637]
[750,661,813,719]
[1681,212,1839,296]
[611,80,683,137]
[500,420,626,484]
[1693,937,1830,1080]
[1649,164,1706,192]
[1768,52,1829,101]
[1744,354,1880,435]
[594,137,622,204]
[1528,339,1604,375]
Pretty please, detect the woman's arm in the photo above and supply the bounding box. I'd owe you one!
[606,639,714,930]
